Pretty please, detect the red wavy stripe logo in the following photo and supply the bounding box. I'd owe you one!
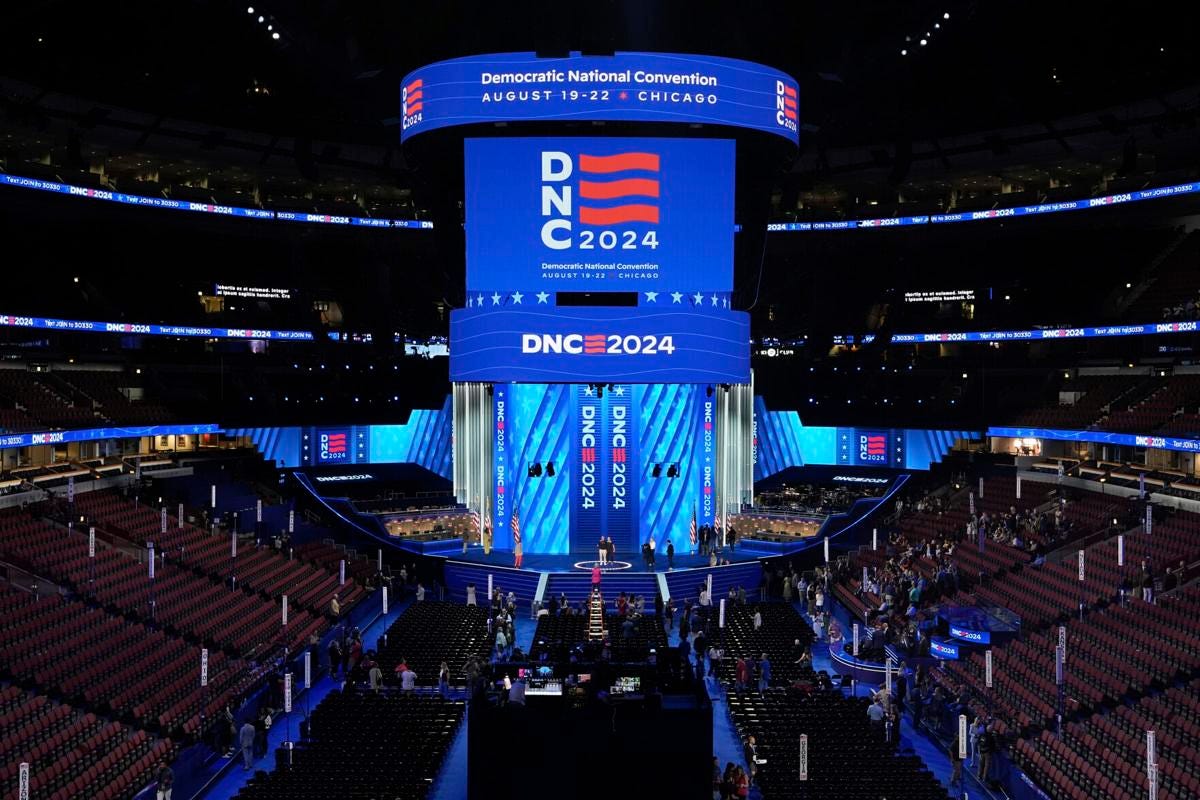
[406,89,423,104]
[405,79,423,92]
[578,178,660,200]
[578,204,660,225]
[406,101,424,114]
[784,96,797,109]
[784,84,797,98]
[578,153,660,174]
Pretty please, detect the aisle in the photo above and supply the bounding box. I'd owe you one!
[196,597,412,800]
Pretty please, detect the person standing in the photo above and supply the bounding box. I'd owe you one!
[329,593,341,622]
[239,720,256,770]
[649,536,656,568]
[735,656,749,691]
[753,608,762,631]
[949,733,964,786]
[667,540,675,570]
[969,715,985,766]
[369,663,383,693]
[599,536,608,565]
[977,721,996,783]
[466,583,477,606]
[439,661,450,697]
[758,653,771,694]
[401,667,418,694]
[154,762,174,800]
[416,582,425,602]
[513,534,523,569]
[742,736,759,789]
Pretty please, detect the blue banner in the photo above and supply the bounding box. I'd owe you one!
[493,386,510,546]
[576,384,603,551]
[465,137,734,293]
[400,52,799,144]
[887,320,1198,345]
[987,426,1200,454]
[449,305,750,383]
[605,384,636,554]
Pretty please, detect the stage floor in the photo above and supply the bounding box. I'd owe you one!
[445,545,772,574]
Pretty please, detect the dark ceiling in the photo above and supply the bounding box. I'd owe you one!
[4,0,1197,153]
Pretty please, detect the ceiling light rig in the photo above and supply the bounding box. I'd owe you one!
[902,10,953,56]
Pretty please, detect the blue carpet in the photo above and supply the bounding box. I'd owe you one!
[195,598,412,800]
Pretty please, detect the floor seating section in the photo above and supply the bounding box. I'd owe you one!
[354,601,494,688]
[0,685,175,800]
[714,604,815,688]
[231,691,465,800]
[529,612,668,662]
[73,491,364,619]
[726,690,951,799]
[0,583,264,736]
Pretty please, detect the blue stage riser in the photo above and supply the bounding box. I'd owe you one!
[442,561,542,604]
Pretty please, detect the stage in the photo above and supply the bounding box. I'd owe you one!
[445,544,774,574]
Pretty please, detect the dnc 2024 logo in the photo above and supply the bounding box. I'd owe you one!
[540,150,662,252]
[859,433,887,463]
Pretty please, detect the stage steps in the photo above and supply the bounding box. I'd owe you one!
[441,560,542,605]
[544,571,660,606]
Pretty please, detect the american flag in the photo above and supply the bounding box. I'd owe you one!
[689,504,697,546]
[510,504,521,545]
[714,495,723,533]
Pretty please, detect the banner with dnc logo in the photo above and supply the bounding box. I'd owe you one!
[465,137,734,294]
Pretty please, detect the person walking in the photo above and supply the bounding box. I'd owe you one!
[735,656,749,692]
[401,666,418,694]
[369,663,383,693]
[969,714,985,766]
[239,720,256,770]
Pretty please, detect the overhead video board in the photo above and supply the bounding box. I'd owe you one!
[465,137,734,294]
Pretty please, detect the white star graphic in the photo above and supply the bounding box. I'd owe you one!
[583,385,595,397]
[512,291,524,305]
[491,292,502,306]
[710,294,719,307]
[613,386,625,397]
[671,291,683,304]
[536,291,549,304]
[692,291,704,306]
[476,293,484,307]
[644,291,658,303]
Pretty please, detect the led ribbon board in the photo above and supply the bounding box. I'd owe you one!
[449,305,750,384]
[465,137,735,293]
[401,52,799,144]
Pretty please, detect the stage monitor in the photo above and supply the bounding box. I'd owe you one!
[465,137,735,295]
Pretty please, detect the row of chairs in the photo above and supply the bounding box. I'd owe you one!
[0,684,175,800]
[233,691,465,800]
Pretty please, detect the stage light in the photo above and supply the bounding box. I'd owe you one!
[247,6,255,12]
[944,11,950,18]
[961,372,968,379]
[73,276,79,283]
[546,461,556,477]
[652,464,662,478]
[934,23,940,29]
[920,38,928,46]
[272,32,280,39]
[257,15,265,23]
